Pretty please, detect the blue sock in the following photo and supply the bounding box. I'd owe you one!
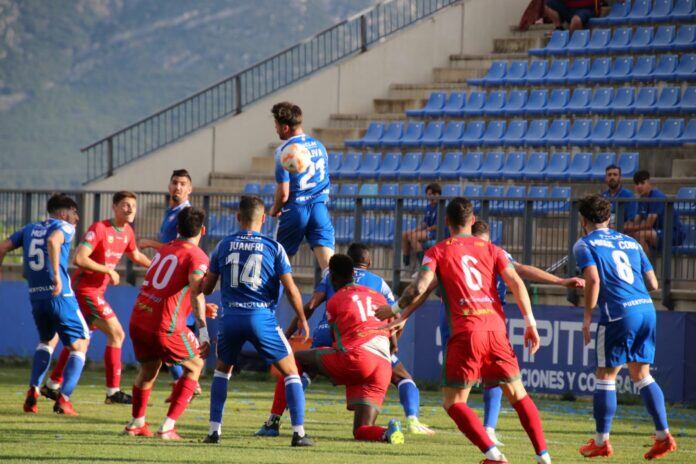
[301,372,311,391]
[398,379,420,418]
[593,380,617,440]
[285,375,305,429]
[170,364,183,380]
[61,351,86,399]
[29,344,53,388]
[209,370,230,427]
[636,376,669,434]
[484,386,503,429]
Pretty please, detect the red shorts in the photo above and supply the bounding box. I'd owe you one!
[76,291,116,328]
[130,323,199,365]
[443,330,520,388]
[317,347,391,411]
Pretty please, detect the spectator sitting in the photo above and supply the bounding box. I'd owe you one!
[544,0,597,34]
[601,164,637,231]
[402,182,441,268]
[625,170,685,257]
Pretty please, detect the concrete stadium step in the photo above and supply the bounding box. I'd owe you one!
[389,82,471,99]
[433,67,486,83]
[494,36,545,54]
[508,23,555,36]
[328,113,405,130]
[447,53,528,70]
[312,127,361,146]
[209,172,272,190]
[373,96,424,114]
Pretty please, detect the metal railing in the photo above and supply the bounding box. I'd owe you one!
[2,190,694,309]
[81,0,460,182]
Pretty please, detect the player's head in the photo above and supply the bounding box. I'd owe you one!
[112,191,137,224]
[578,194,612,231]
[471,220,490,242]
[169,169,192,204]
[46,194,79,225]
[237,195,266,231]
[445,197,475,233]
[347,242,371,269]
[329,254,355,292]
[604,164,622,191]
[633,169,652,196]
[426,183,442,206]
[272,102,303,140]
[176,206,206,241]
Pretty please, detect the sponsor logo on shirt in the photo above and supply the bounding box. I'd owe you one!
[107,235,114,244]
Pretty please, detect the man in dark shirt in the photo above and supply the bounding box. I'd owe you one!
[544,0,597,33]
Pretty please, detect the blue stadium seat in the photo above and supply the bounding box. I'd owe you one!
[566,30,590,55]
[365,183,398,211]
[334,184,358,211]
[675,187,696,216]
[656,86,682,113]
[545,152,571,180]
[524,152,548,180]
[681,86,696,113]
[401,183,423,212]
[243,182,261,195]
[651,0,675,22]
[505,60,528,85]
[504,90,528,116]
[675,53,696,80]
[399,122,425,148]
[502,185,526,215]
[406,92,446,118]
[480,151,505,179]
[328,184,339,209]
[420,121,446,148]
[525,89,549,115]
[607,27,632,53]
[630,26,655,53]
[588,28,612,54]
[545,119,570,145]
[338,152,362,179]
[544,58,570,84]
[346,121,383,148]
[589,87,614,115]
[653,54,679,81]
[469,61,507,86]
[529,30,568,55]
[458,151,484,178]
[460,120,486,147]
[672,0,695,21]
[463,91,486,116]
[633,87,658,113]
[627,0,652,23]
[524,119,550,146]
[589,119,615,147]
[590,0,631,26]
[443,92,467,118]
[546,187,571,213]
[658,118,685,146]
[566,87,591,114]
[501,152,526,180]
[439,151,463,179]
[612,87,636,114]
[442,183,462,197]
[565,58,591,84]
[358,183,378,199]
[585,57,611,84]
[528,186,549,215]
[608,56,633,82]
[484,185,505,214]
[371,216,395,246]
[377,152,401,180]
[501,119,528,145]
[334,216,354,244]
[546,88,571,115]
[261,183,276,208]
[261,218,276,237]
[589,152,617,180]
[379,121,406,148]
[396,152,423,180]
[632,55,656,81]
[355,152,382,179]
[360,217,377,244]
[614,119,639,146]
[674,224,696,254]
[484,90,507,116]
[652,25,676,51]
[441,121,466,148]
[525,60,550,85]
[464,183,483,212]
[481,120,506,146]
[634,118,661,146]
[617,152,639,178]
[328,152,342,173]
[674,24,696,51]
[418,152,443,180]
[210,214,238,238]
[568,119,593,146]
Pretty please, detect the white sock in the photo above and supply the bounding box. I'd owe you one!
[106,387,119,396]
[46,378,61,390]
[209,421,222,435]
[160,417,176,432]
[407,415,417,420]
[655,429,669,440]
[595,433,609,445]
[129,416,145,428]
[292,425,305,436]
[486,426,496,434]
[484,446,504,461]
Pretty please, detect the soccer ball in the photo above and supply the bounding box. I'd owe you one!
[280,143,311,174]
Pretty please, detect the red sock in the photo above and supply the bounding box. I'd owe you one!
[354,425,387,441]
[447,403,495,453]
[166,377,197,421]
[513,395,547,455]
[49,347,70,384]
[132,385,151,419]
[271,375,287,416]
[104,346,122,389]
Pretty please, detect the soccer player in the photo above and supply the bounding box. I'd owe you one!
[44,191,151,404]
[290,254,405,444]
[402,183,441,268]
[0,194,89,416]
[124,206,211,440]
[573,195,677,460]
[203,195,313,447]
[269,102,334,269]
[377,197,551,464]
[256,243,434,437]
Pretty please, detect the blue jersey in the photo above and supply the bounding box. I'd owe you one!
[573,228,654,323]
[495,250,516,303]
[274,134,330,205]
[423,203,437,228]
[158,200,191,243]
[602,187,638,224]
[10,218,76,301]
[210,230,292,315]
[636,189,683,238]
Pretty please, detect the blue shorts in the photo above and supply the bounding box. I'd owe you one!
[31,296,90,346]
[276,201,335,256]
[546,0,595,26]
[596,310,656,368]
[216,312,291,366]
[311,322,333,349]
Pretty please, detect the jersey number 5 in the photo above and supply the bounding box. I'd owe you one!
[28,238,45,271]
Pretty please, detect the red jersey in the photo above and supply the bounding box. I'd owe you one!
[131,240,209,334]
[422,235,511,335]
[72,219,136,294]
[326,284,390,356]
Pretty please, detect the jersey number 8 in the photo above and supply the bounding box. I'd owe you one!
[611,250,635,284]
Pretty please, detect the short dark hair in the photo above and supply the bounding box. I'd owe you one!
[633,170,650,184]
[347,242,370,266]
[272,102,303,128]
[47,194,78,214]
[112,191,137,205]
[426,183,442,195]
[471,220,490,237]
[329,254,354,282]
[446,197,474,228]
[171,169,192,182]
[578,194,612,224]
[238,196,265,224]
[176,206,205,238]
[605,164,621,174]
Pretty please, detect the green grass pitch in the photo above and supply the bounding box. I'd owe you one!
[0,366,693,463]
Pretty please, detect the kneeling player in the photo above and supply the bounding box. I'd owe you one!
[124,207,211,440]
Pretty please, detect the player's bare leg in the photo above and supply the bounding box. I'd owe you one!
[499,380,550,463]
[53,338,88,416]
[92,317,131,404]
[312,246,333,271]
[390,363,434,435]
[353,404,404,444]
[25,334,59,413]
[156,356,203,440]
[124,359,162,437]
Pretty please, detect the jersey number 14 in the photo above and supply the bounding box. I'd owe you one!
[227,253,263,290]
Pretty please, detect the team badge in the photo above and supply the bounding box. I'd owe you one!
[107,235,114,243]
[85,231,95,242]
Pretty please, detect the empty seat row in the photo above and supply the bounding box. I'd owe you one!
[345,118,695,149]
[530,25,695,56]
[208,213,276,238]
[406,86,696,119]
[468,54,696,86]
[590,0,695,26]
[330,151,639,181]
[221,182,276,209]
[676,186,696,215]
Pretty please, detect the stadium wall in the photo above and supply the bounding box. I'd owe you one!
[2,281,694,404]
[85,0,529,191]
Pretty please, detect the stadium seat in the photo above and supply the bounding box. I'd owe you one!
[588,28,612,54]
[420,121,446,148]
[546,187,571,213]
[460,120,486,147]
[525,89,549,115]
[210,214,238,238]
[328,152,342,173]
[377,152,401,180]
[328,184,340,209]
[523,152,548,180]
[675,187,696,216]
[607,27,632,53]
[334,184,358,211]
[501,185,527,215]
[672,0,695,21]
[652,25,676,52]
[503,90,528,116]
[589,152,617,180]
[613,119,639,146]
[484,185,506,214]
[566,30,590,55]
[440,121,466,148]
[544,58,570,84]
[501,119,528,145]
[469,61,507,86]
[590,0,631,26]
[338,152,362,179]
[442,92,468,118]
[378,121,405,148]
[528,186,550,215]
[529,30,568,55]
[674,24,696,51]
[568,119,592,146]
[585,57,611,84]
[501,152,526,180]
[632,55,656,81]
[401,183,423,211]
[546,88,571,115]
[334,216,355,244]
[612,87,636,114]
[243,182,261,195]
[439,151,463,179]
[524,119,550,146]
[484,90,507,117]
[630,26,655,53]
[355,152,382,179]
[675,224,696,254]
[656,86,682,113]
[261,183,276,208]
[399,122,425,148]
[463,183,483,212]
[481,120,506,146]
[545,119,570,145]
[658,118,685,146]
[589,119,615,146]
[406,92,446,118]
[462,91,487,116]
[617,152,639,178]
[651,0,675,22]
[627,0,652,24]
[678,118,696,143]
[358,183,378,200]
[480,151,505,179]
[396,152,423,180]
[346,121,383,148]
[458,151,484,179]
[589,87,614,115]
[682,87,696,113]
[369,216,394,246]
[675,53,696,80]
[634,118,661,146]
[505,60,528,85]
[418,152,443,180]
[524,60,550,85]
[566,88,591,114]
[365,183,398,210]
[653,54,679,81]
[608,56,634,82]
[565,58,592,84]
[545,152,571,180]
[442,183,462,197]
[633,87,658,114]
[359,216,376,243]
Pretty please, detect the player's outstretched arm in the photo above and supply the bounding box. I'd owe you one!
[581,265,600,346]
[47,230,65,296]
[268,182,290,217]
[514,262,585,289]
[74,244,120,285]
[376,268,436,321]
[189,272,210,358]
[137,238,163,251]
[285,291,326,339]
[280,273,310,341]
[0,239,18,266]
[201,271,219,295]
[126,248,152,268]
[501,265,540,354]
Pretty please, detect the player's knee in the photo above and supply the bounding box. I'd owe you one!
[70,338,89,353]
[110,325,125,345]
